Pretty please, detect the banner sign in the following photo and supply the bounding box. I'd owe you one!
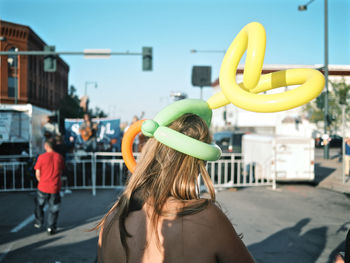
[64,118,121,151]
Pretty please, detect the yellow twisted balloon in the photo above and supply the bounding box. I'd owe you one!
[207,22,325,112]
[121,22,326,172]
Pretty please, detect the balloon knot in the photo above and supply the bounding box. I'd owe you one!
[141,120,159,137]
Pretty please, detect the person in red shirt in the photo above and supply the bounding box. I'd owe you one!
[34,138,64,235]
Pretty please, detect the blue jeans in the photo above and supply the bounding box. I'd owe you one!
[34,190,61,229]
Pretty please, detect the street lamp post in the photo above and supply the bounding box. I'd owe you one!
[190,49,226,94]
[190,49,226,54]
[85,81,98,96]
[82,81,98,114]
[170,91,187,101]
[0,37,19,104]
[298,0,329,159]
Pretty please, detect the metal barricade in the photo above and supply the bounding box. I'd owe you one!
[0,152,274,194]
[94,152,129,194]
[0,155,37,192]
[65,152,94,191]
[201,153,274,189]
[66,152,138,195]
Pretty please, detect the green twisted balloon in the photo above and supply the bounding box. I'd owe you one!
[141,99,222,161]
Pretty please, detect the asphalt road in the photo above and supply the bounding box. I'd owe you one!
[315,147,342,159]
[0,182,349,263]
[0,189,119,263]
[217,185,349,263]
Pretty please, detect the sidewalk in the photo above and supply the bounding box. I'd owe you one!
[315,156,350,194]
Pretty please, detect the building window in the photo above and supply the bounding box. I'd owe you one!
[8,77,16,97]
[28,56,31,71]
[7,47,18,98]
[29,80,34,99]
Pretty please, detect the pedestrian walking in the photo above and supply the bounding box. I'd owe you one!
[345,137,350,177]
[34,138,65,235]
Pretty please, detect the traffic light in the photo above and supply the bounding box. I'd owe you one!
[142,47,152,71]
[44,45,56,72]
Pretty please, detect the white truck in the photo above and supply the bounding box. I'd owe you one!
[242,134,315,182]
[0,104,53,156]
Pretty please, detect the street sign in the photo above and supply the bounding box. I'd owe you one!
[83,49,111,59]
[191,66,212,87]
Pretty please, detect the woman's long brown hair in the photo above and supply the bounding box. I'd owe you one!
[94,113,216,261]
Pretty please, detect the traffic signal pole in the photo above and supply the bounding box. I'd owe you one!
[0,51,142,56]
[0,47,152,71]
[0,47,152,106]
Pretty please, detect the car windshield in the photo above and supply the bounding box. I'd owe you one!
[214,132,244,153]
[213,133,231,151]
[214,132,232,142]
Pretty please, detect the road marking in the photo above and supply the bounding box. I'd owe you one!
[0,243,13,263]
[10,206,47,233]
[10,215,35,233]
[10,191,67,233]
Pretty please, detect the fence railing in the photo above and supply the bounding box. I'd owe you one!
[0,152,275,195]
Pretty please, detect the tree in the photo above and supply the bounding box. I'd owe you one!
[57,86,108,136]
[59,85,84,119]
[303,78,350,133]
[59,85,108,119]
[89,107,108,118]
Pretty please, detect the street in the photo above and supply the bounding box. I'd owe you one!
[0,181,349,263]
[315,147,342,159]
[0,189,118,263]
[1,1,350,262]
[218,185,349,263]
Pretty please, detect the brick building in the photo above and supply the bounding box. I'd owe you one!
[0,20,69,110]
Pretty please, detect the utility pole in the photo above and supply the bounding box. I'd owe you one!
[298,0,329,159]
[85,81,98,96]
[323,0,329,159]
[342,105,346,184]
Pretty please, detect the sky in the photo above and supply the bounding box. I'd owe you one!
[1,0,349,123]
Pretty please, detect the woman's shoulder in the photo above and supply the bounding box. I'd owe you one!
[182,200,233,230]
[185,201,255,262]
[189,200,227,218]
[201,201,226,217]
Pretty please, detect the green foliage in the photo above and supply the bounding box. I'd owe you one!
[59,85,108,119]
[59,85,83,119]
[334,80,350,105]
[303,78,350,133]
[315,92,325,110]
[88,107,107,118]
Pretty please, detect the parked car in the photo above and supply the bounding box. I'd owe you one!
[329,135,343,147]
[315,135,342,148]
[213,131,245,153]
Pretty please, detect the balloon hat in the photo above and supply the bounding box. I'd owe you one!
[122,22,325,173]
